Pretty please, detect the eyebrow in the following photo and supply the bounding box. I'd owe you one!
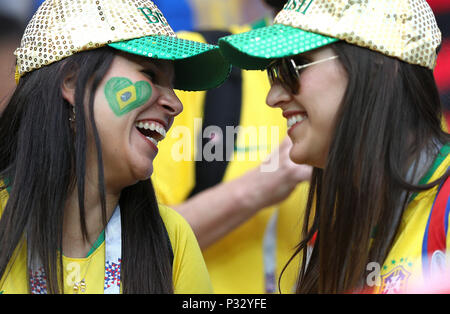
[121,52,160,68]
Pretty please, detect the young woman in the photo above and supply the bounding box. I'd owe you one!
[219,0,450,293]
[0,0,230,294]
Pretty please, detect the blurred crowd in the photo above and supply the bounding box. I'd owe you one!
[0,0,449,119]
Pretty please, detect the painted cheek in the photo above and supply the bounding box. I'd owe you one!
[104,77,153,117]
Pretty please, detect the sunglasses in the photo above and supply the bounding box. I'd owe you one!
[267,55,339,94]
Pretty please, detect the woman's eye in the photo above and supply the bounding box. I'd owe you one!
[141,70,156,81]
[294,56,310,66]
[141,68,175,88]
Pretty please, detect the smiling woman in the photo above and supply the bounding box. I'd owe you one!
[266,47,348,168]
[0,0,230,294]
[81,55,183,187]
[219,0,450,293]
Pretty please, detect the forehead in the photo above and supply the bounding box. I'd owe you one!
[114,52,174,72]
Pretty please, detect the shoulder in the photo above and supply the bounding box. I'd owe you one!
[158,204,190,230]
[432,147,450,180]
[417,145,450,199]
[158,204,196,247]
[157,204,213,293]
[424,147,450,200]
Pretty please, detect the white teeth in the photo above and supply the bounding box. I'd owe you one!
[156,126,166,138]
[146,136,158,147]
[287,114,306,129]
[135,121,167,139]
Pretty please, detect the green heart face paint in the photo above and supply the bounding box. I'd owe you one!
[104,77,152,116]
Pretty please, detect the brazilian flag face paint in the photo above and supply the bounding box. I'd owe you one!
[104,77,153,116]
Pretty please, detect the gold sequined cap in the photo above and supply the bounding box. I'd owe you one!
[15,0,231,91]
[219,0,442,70]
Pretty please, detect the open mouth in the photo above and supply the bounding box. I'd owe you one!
[135,121,167,147]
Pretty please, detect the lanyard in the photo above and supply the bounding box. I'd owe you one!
[28,206,122,294]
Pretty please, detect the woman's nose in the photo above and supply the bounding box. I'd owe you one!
[266,81,291,108]
[158,87,183,117]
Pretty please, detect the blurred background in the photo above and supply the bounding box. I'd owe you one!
[0,0,449,123]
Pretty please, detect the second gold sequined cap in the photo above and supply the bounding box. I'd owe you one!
[218,0,442,70]
[15,0,231,91]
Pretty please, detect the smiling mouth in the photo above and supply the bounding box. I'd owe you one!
[135,121,167,147]
[286,113,307,129]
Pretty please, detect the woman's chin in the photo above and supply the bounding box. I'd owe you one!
[289,143,325,169]
[125,163,154,184]
[137,166,154,181]
[289,146,307,165]
[128,152,155,179]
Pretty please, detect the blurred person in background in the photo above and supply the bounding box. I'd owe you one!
[190,0,269,30]
[152,0,312,294]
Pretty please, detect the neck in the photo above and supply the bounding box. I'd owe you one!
[62,177,120,258]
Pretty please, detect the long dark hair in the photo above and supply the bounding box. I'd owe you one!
[0,47,173,293]
[280,41,450,294]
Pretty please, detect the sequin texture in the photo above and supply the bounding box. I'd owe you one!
[15,0,175,76]
[219,0,441,70]
[14,0,232,92]
[274,0,441,69]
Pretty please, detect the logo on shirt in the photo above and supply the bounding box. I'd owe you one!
[378,265,411,294]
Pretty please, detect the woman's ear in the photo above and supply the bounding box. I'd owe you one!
[61,71,77,105]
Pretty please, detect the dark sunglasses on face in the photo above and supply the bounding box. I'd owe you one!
[267,55,339,94]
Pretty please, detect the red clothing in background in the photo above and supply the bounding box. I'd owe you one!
[427,0,450,127]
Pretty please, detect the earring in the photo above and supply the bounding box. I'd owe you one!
[69,105,76,123]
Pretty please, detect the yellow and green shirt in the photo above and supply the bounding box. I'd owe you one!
[373,146,450,293]
[0,188,213,294]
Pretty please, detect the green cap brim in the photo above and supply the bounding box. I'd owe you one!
[109,35,231,91]
[218,24,338,70]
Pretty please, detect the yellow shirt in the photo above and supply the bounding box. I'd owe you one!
[373,148,450,293]
[152,24,309,294]
[0,188,213,294]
